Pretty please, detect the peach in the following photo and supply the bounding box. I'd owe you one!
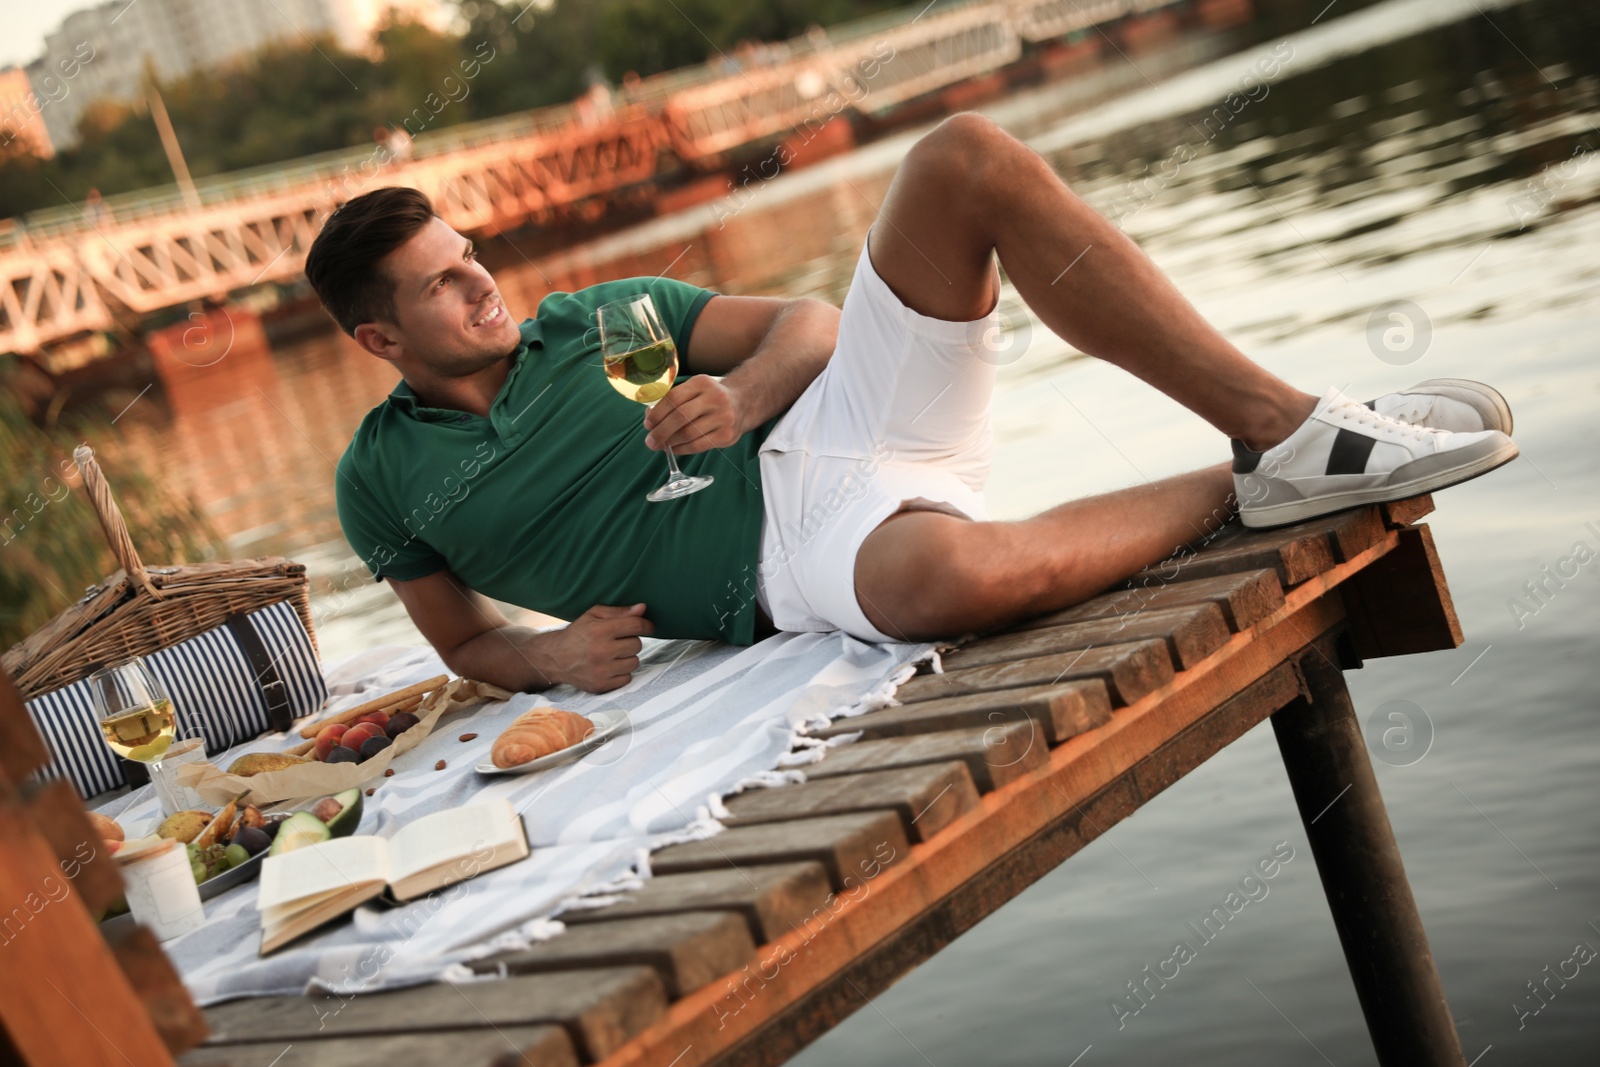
[315,723,350,762]
[341,723,384,751]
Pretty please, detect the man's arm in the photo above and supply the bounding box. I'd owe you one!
[643,294,838,454]
[386,569,653,694]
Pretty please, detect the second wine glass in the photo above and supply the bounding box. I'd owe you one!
[90,657,177,765]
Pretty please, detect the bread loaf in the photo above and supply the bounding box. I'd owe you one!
[491,707,595,768]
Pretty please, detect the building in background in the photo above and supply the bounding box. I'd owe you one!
[22,0,448,151]
[0,65,57,158]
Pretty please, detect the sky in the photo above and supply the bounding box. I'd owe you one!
[1,0,95,70]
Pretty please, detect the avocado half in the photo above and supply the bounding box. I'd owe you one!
[267,811,331,857]
[324,788,364,838]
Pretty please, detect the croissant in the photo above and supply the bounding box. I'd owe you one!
[491,707,595,768]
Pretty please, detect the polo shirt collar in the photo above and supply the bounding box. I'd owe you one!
[385,318,544,425]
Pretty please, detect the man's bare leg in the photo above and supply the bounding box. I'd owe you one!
[857,465,1234,641]
[867,112,1316,449]
[855,114,1301,639]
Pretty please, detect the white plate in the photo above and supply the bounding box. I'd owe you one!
[474,710,629,776]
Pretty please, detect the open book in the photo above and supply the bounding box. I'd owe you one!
[257,798,529,954]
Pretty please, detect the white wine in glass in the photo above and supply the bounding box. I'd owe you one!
[598,294,714,502]
[90,659,177,763]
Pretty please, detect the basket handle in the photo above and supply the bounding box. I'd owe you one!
[74,445,161,599]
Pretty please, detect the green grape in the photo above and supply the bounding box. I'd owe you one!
[223,843,249,869]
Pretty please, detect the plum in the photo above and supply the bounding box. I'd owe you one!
[231,826,271,856]
[385,712,420,739]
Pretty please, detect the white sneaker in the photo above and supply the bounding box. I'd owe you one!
[1234,387,1519,529]
[1368,378,1514,435]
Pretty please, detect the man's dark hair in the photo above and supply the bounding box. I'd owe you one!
[304,187,438,337]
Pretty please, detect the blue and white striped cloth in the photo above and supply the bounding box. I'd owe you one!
[26,601,326,799]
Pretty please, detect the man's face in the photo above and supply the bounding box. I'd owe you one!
[370,216,520,374]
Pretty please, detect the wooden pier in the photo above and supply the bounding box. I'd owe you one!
[96,495,1463,1067]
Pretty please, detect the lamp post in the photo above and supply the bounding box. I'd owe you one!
[140,63,200,213]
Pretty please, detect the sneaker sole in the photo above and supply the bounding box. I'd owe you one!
[1239,437,1520,529]
[1409,377,1514,436]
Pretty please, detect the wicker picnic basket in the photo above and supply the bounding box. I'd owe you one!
[2,445,318,702]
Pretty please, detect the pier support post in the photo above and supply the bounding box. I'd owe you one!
[1272,642,1466,1066]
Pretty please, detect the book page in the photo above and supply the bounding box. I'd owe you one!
[388,798,524,886]
[260,881,388,954]
[258,835,390,913]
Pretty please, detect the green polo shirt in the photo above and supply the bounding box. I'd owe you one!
[335,276,773,645]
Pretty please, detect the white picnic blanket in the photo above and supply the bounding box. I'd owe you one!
[92,631,932,1006]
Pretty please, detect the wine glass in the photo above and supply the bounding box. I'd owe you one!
[89,658,177,766]
[597,293,714,502]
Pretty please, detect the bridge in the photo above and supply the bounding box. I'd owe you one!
[0,0,1202,358]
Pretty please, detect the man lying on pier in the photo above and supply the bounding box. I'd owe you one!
[305,113,1517,694]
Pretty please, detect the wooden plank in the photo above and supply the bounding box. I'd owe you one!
[807,680,1110,746]
[1171,506,1384,564]
[20,778,125,913]
[0,786,180,1066]
[0,668,50,783]
[1381,494,1434,528]
[803,723,1046,793]
[563,864,832,945]
[1130,661,1304,803]
[1340,524,1463,659]
[1136,508,1387,590]
[707,662,1311,1067]
[1321,505,1388,561]
[106,924,211,1054]
[1126,519,1336,588]
[941,603,1229,673]
[650,812,907,892]
[179,1025,578,1066]
[1009,568,1284,633]
[469,912,756,999]
[895,639,1173,707]
[202,968,666,1063]
[723,763,979,844]
[591,531,1397,1067]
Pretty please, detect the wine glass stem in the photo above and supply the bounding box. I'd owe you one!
[663,443,686,482]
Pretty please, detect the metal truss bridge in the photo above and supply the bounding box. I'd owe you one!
[0,0,1190,356]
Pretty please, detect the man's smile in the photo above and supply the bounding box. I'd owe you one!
[471,299,505,329]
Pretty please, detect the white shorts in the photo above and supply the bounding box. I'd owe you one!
[755,238,1001,642]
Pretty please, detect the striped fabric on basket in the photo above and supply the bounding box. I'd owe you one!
[26,601,326,800]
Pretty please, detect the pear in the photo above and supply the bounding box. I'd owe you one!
[226,752,312,777]
[155,810,212,844]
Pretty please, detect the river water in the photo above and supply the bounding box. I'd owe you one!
[115,0,1599,1060]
